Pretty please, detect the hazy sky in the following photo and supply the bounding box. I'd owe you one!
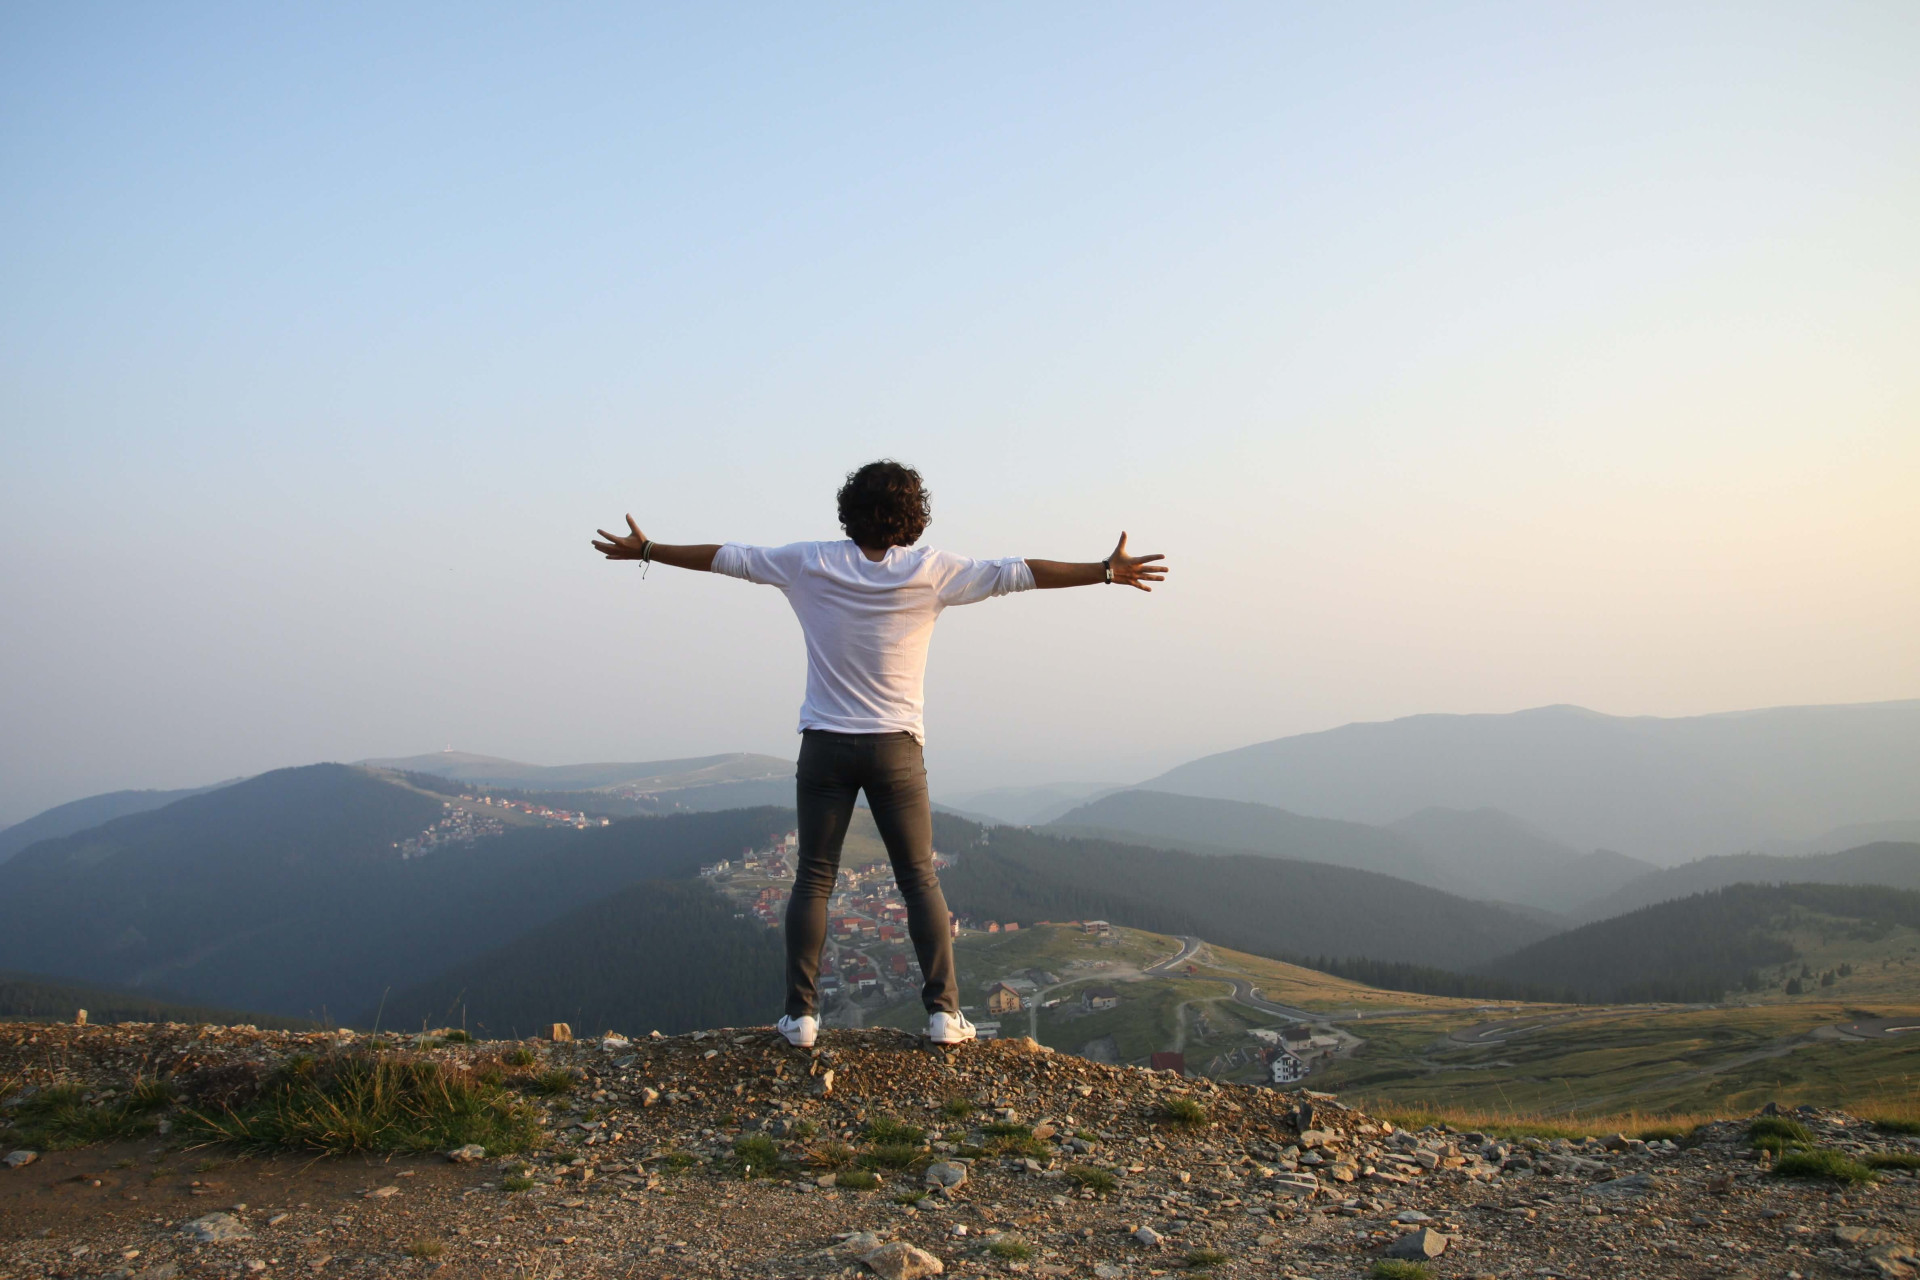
[3,4,1916,825]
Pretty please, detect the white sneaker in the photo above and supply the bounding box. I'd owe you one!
[928,1011,976,1045]
[776,1014,817,1048]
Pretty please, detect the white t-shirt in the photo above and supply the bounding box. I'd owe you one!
[712,539,1035,740]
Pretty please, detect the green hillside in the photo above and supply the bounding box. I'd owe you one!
[374,880,784,1038]
[933,813,1555,970]
[0,765,791,1020]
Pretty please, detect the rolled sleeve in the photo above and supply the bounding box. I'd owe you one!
[937,555,1035,606]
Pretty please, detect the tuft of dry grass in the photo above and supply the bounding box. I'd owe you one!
[1373,1102,1722,1142]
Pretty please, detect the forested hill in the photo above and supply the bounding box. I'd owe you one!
[1478,882,1920,1004]
[0,764,790,1020]
[931,813,1554,971]
[374,881,783,1038]
[0,971,315,1030]
[1571,841,1920,921]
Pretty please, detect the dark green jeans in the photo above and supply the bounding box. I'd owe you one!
[785,729,959,1018]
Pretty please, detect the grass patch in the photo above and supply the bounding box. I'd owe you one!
[731,1133,782,1178]
[984,1132,1049,1159]
[982,1119,1031,1137]
[501,1174,536,1192]
[836,1169,881,1190]
[1749,1116,1814,1154]
[656,1148,699,1173]
[1636,1125,1688,1142]
[864,1116,926,1144]
[860,1142,923,1170]
[186,1054,538,1156]
[1067,1164,1117,1194]
[503,1046,539,1068]
[5,1078,179,1150]
[1872,1117,1920,1136]
[787,1119,818,1140]
[811,1141,858,1170]
[1865,1152,1920,1171]
[893,1189,928,1206]
[1772,1148,1877,1184]
[441,1030,472,1044]
[1157,1097,1208,1128]
[986,1235,1032,1261]
[1184,1248,1229,1269]
[939,1097,974,1120]
[1371,1263,1431,1280]
[528,1069,577,1096]
[405,1238,445,1259]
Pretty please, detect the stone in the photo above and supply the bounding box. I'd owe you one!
[924,1161,968,1191]
[446,1144,487,1163]
[180,1212,251,1243]
[131,1265,179,1280]
[839,1232,885,1256]
[549,1023,573,1042]
[861,1240,945,1280]
[1132,1226,1164,1248]
[640,1087,661,1107]
[364,1185,400,1199]
[1093,1266,1126,1280]
[2,1149,38,1169]
[1396,1210,1432,1223]
[601,1035,631,1050]
[814,1069,836,1096]
[1383,1227,1449,1260]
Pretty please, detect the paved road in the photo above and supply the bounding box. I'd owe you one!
[1835,1016,1920,1040]
[1145,935,1205,975]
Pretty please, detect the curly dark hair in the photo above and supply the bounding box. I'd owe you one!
[837,460,931,550]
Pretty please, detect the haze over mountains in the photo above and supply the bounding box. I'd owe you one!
[1143,700,1920,865]
[2,697,1917,1032]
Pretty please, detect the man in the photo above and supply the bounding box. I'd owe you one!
[592,460,1166,1047]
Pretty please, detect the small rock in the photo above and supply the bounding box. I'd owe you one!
[131,1265,179,1280]
[364,1185,400,1199]
[814,1069,836,1096]
[640,1087,660,1106]
[3,1149,38,1169]
[1396,1210,1431,1223]
[1383,1227,1449,1260]
[1132,1226,1163,1248]
[1094,1266,1125,1280]
[839,1231,886,1257]
[446,1144,486,1163]
[180,1212,251,1244]
[861,1240,944,1280]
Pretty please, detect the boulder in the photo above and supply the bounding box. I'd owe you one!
[1383,1227,1449,1260]
[180,1212,251,1244]
[861,1240,944,1280]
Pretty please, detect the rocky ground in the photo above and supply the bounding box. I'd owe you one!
[4,1021,1919,1279]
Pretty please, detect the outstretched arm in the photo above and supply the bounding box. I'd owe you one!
[591,515,720,572]
[1027,532,1167,592]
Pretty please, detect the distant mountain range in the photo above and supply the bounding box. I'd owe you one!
[1571,841,1920,922]
[1047,790,1654,912]
[359,750,793,802]
[1142,700,1920,865]
[1,752,1916,1029]
[0,782,237,865]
